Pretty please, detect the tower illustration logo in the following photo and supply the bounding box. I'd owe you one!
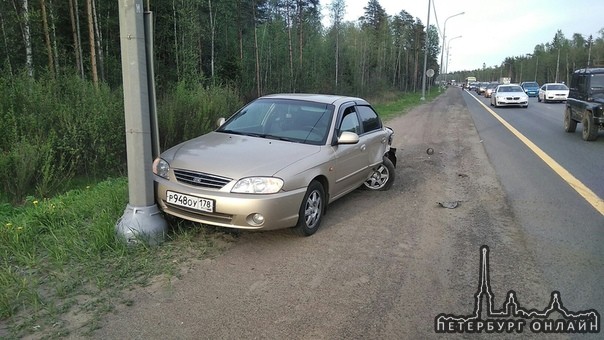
[434,246,600,333]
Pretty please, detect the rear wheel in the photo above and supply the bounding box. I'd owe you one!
[582,111,599,141]
[363,157,395,191]
[293,181,324,236]
[564,107,577,132]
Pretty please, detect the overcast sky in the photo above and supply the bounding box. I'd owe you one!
[323,0,604,72]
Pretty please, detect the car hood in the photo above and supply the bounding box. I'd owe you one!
[161,132,322,178]
[497,92,528,96]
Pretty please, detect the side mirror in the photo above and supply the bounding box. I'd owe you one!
[337,131,360,145]
[216,117,226,127]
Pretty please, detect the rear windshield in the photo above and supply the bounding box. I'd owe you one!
[548,84,568,90]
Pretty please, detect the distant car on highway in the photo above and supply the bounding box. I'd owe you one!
[484,82,499,98]
[538,83,569,103]
[476,82,489,95]
[520,81,540,97]
[490,84,529,108]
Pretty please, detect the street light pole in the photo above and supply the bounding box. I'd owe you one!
[439,12,464,77]
[444,35,462,84]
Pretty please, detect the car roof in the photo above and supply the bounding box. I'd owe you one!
[573,68,604,74]
[260,93,369,106]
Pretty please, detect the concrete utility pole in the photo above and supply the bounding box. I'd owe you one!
[115,0,167,245]
[420,0,431,101]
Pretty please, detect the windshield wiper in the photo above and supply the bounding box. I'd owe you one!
[218,129,245,135]
[269,136,298,142]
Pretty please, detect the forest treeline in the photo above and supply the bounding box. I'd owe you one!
[0,0,602,203]
[0,0,440,97]
[450,29,604,85]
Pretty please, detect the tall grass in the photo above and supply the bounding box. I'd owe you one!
[0,74,242,204]
[0,72,125,203]
[157,81,243,150]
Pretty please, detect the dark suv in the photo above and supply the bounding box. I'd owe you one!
[565,68,604,141]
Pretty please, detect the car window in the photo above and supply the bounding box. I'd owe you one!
[590,74,604,89]
[356,105,382,134]
[219,98,333,145]
[549,84,568,90]
[340,107,361,135]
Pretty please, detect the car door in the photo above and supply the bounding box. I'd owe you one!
[356,105,387,169]
[330,104,371,199]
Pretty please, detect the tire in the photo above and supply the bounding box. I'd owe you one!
[293,180,324,236]
[363,157,395,191]
[581,111,598,141]
[564,107,577,133]
[537,96,541,102]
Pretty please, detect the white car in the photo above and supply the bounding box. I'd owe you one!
[538,83,569,103]
[490,84,529,108]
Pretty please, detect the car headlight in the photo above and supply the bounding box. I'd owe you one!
[231,177,283,194]
[152,158,170,179]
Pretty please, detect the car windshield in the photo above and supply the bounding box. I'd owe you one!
[499,86,523,92]
[523,82,538,87]
[548,84,568,90]
[217,98,334,145]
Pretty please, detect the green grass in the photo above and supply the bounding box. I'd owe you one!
[0,177,235,338]
[371,89,443,121]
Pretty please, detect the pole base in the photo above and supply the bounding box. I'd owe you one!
[116,204,167,246]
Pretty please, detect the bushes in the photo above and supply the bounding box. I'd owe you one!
[0,73,126,203]
[0,73,242,204]
[157,81,242,150]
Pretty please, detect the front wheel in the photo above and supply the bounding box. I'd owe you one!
[582,111,599,141]
[293,180,324,236]
[564,107,577,132]
[363,157,395,191]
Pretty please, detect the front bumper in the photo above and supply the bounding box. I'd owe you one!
[154,176,307,230]
[495,97,528,106]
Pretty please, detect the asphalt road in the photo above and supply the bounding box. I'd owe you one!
[463,89,604,331]
[89,88,602,339]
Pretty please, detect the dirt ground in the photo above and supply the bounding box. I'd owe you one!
[87,87,560,339]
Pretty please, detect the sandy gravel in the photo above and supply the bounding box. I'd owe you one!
[90,87,563,339]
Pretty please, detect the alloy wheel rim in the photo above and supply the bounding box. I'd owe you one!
[365,165,389,189]
[305,190,321,229]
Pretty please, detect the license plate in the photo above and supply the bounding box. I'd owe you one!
[166,191,214,213]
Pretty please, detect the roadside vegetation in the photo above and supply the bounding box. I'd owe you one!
[0,71,440,337]
[3,0,593,337]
